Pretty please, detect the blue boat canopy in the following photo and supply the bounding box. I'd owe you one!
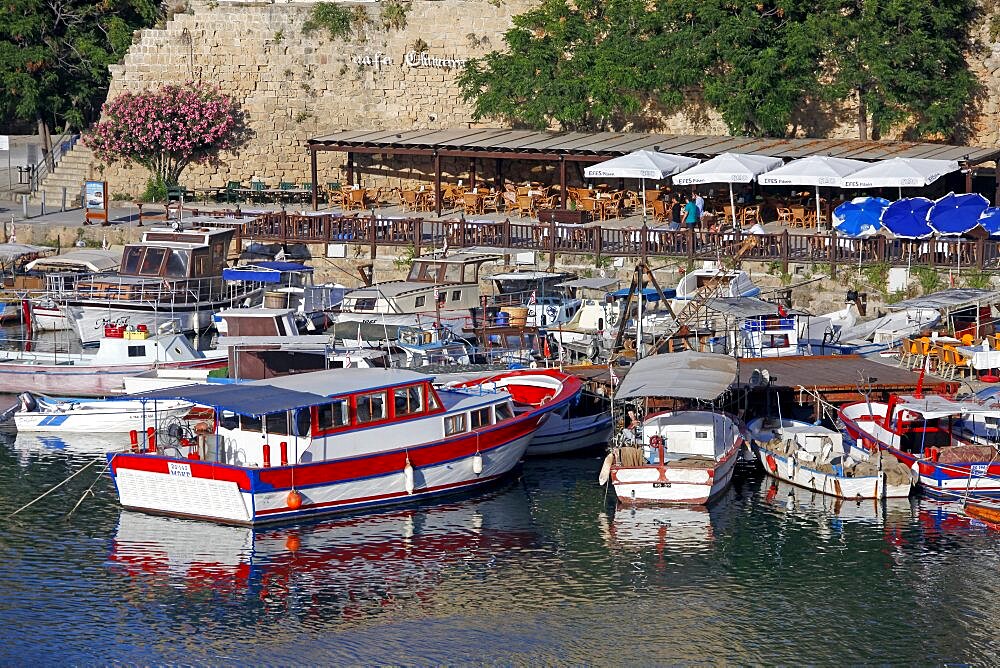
[223,262,313,283]
[609,287,675,301]
[134,383,327,415]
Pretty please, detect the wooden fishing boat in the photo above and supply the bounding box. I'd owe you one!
[107,367,581,525]
[601,352,744,505]
[840,392,1000,498]
[748,416,912,499]
[10,392,193,433]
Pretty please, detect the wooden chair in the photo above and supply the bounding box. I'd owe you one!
[344,188,368,211]
[898,337,915,368]
[741,206,761,226]
[651,199,668,222]
[463,192,483,216]
[515,194,534,218]
[325,182,343,208]
[481,192,501,213]
[578,197,600,219]
[224,180,244,204]
[644,190,662,215]
[776,207,793,225]
[502,187,519,214]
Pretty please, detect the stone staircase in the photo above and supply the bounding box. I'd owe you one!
[28,144,96,208]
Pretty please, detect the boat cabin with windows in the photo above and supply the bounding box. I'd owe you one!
[340,252,499,314]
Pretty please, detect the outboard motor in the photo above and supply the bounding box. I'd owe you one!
[18,392,37,413]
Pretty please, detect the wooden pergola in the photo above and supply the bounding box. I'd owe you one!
[307,128,1000,214]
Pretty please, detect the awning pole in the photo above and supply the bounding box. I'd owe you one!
[729,184,737,228]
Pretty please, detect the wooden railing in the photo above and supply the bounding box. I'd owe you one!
[199,211,1000,275]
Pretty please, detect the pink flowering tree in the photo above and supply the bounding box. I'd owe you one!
[86,82,250,192]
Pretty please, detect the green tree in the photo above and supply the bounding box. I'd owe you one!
[815,0,980,141]
[0,0,158,158]
[458,0,666,131]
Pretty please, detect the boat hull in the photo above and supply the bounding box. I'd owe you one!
[0,358,226,398]
[31,304,71,331]
[611,452,737,504]
[67,297,257,345]
[108,429,534,525]
[757,446,910,499]
[15,402,192,433]
[527,412,613,456]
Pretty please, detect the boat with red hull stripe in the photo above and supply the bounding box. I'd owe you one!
[108,367,581,524]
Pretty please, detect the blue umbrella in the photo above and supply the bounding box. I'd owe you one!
[979,207,1000,236]
[880,197,934,239]
[928,191,990,236]
[832,197,890,237]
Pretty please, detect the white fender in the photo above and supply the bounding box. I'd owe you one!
[598,453,613,485]
[403,458,415,494]
[472,452,483,475]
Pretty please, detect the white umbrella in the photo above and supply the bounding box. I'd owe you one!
[758,155,868,228]
[584,150,701,226]
[673,152,784,227]
[839,157,960,198]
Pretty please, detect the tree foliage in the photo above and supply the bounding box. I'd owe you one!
[85,83,251,187]
[0,0,158,132]
[459,0,981,140]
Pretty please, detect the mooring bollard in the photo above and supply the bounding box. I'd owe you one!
[40,190,46,216]
[21,194,27,219]
[61,187,67,212]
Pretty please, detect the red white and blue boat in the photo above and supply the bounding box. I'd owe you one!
[840,392,1000,498]
[107,367,581,524]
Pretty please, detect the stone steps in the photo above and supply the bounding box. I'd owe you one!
[28,146,96,207]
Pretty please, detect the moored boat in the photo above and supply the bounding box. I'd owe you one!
[107,367,581,524]
[748,416,912,499]
[0,326,226,397]
[445,369,613,455]
[601,352,744,505]
[840,392,1000,498]
[10,392,193,433]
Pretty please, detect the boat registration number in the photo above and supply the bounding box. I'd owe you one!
[168,462,193,477]
[971,464,988,477]
[653,482,672,488]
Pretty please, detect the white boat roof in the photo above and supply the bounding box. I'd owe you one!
[707,297,798,318]
[650,411,725,427]
[24,248,120,272]
[615,351,738,401]
[346,281,443,298]
[780,424,840,437]
[487,271,571,281]
[886,288,1000,311]
[896,394,1000,419]
[555,277,618,290]
[251,367,431,396]
[0,243,54,263]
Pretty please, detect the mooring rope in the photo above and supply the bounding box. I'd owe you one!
[7,458,98,518]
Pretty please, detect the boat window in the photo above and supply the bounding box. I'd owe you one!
[354,298,376,311]
[265,411,291,435]
[695,431,709,439]
[415,295,425,308]
[127,345,145,358]
[444,414,466,436]
[470,407,492,429]
[163,249,190,278]
[427,387,441,411]
[394,385,425,417]
[451,290,461,302]
[443,264,462,282]
[355,391,387,424]
[766,334,789,348]
[495,401,514,421]
[122,247,143,274]
[219,411,239,430]
[294,408,311,436]
[139,247,167,275]
[317,400,350,430]
[240,414,262,432]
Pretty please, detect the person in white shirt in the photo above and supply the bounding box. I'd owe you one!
[693,190,704,218]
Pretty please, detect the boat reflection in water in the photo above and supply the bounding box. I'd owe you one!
[108,481,538,614]
[761,479,914,529]
[1,430,129,464]
[601,490,737,553]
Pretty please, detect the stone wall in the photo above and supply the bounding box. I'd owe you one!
[97,0,1000,197]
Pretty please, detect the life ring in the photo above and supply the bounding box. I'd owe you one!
[649,435,664,448]
[545,305,558,320]
[765,454,777,472]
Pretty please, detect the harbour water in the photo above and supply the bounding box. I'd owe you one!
[1,434,996,664]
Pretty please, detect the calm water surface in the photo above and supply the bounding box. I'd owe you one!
[0,432,996,665]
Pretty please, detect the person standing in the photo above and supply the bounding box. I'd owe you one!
[670,194,683,230]
[693,190,705,219]
[683,194,699,230]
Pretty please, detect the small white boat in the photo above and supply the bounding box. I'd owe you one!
[602,352,744,505]
[11,392,193,433]
[748,416,911,499]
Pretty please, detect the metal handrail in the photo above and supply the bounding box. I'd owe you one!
[29,129,77,194]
